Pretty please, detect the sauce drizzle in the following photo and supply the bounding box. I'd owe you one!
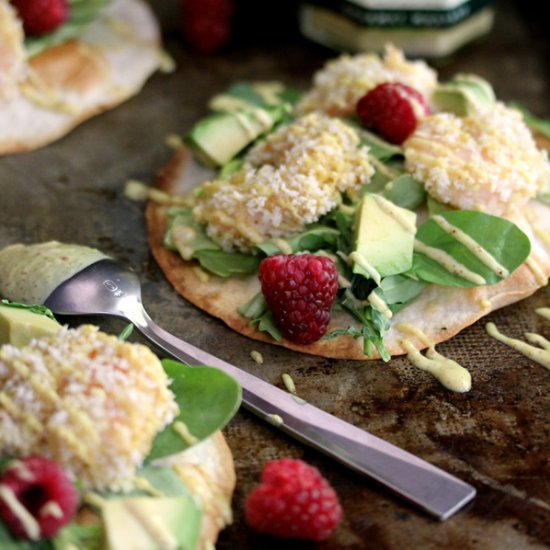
[414,239,486,285]
[486,322,550,370]
[349,251,381,285]
[395,323,471,392]
[432,215,509,277]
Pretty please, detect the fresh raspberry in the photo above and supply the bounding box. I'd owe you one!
[258,254,339,345]
[10,0,69,37]
[356,82,430,144]
[245,458,343,541]
[0,456,78,540]
[180,0,235,54]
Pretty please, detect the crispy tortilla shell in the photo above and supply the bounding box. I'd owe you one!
[153,431,236,548]
[0,0,162,155]
[146,146,550,360]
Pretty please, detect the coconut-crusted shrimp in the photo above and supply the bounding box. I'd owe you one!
[0,325,178,491]
[192,113,374,252]
[0,1,26,102]
[297,45,437,118]
[404,103,550,216]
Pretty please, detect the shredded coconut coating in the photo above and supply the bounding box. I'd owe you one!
[297,45,437,117]
[193,113,374,251]
[0,325,178,491]
[0,1,25,102]
[404,103,550,215]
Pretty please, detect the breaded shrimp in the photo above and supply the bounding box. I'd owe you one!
[404,103,550,215]
[0,325,178,491]
[192,113,374,252]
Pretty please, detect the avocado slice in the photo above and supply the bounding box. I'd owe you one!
[353,194,417,280]
[184,104,285,168]
[433,74,495,117]
[102,495,201,550]
[0,304,61,347]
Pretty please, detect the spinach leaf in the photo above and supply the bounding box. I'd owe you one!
[382,174,426,210]
[357,129,404,162]
[164,208,218,254]
[147,360,241,461]
[255,225,339,256]
[379,275,426,310]
[412,210,531,288]
[194,249,260,277]
[426,196,454,216]
[25,0,108,58]
[165,208,260,276]
[52,524,102,550]
[219,158,243,178]
[238,293,282,341]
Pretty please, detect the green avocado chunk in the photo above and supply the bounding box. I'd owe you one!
[184,105,284,168]
[102,495,201,550]
[432,73,496,117]
[353,194,416,279]
[0,304,61,347]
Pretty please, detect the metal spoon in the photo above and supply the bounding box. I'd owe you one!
[44,258,476,520]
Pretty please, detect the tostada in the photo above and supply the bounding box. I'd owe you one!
[145,46,550,387]
[0,0,165,155]
[0,300,241,548]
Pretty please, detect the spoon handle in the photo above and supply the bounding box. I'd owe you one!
[128,304,475,520]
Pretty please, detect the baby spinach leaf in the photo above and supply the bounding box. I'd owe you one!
[412,210,531,288]
[194,249,260,277]
[238,293,282,341]
[147,361,241,461]
[357,128,404,162]
[426,196,454,216]
[382,175,426,210]
[379,275,427,309]
[256,225,339,256]
[52,524,102,550]
[219,158,243,178]
[237,292,266,318]
[164,208,218,254]
[165,208,260,276]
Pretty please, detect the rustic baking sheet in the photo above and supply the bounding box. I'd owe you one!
[0,1,548,547]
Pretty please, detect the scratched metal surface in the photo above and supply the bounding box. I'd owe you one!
[0,1,549,548]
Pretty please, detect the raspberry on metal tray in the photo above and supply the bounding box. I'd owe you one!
[245,458,343,541]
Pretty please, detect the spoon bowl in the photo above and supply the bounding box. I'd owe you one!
[44,258,475,520]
